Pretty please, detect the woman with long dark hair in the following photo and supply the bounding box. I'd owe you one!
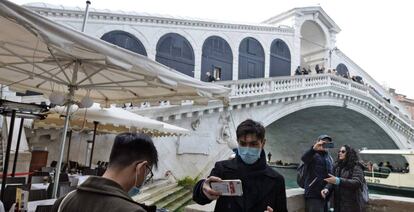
[321,145,366,212]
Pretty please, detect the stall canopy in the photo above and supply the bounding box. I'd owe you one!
[34,105,189,137]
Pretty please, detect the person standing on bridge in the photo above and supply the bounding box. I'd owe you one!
[192,119,287,212]
[301,135,334,212]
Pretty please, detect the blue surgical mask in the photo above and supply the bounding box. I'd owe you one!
[128,186,141,197]
[128,166,144,197]
[238,146,261,164]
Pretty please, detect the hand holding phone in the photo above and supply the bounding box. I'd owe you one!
[322,142,334,148]
[210,179,243,196]
[202,176,222,200]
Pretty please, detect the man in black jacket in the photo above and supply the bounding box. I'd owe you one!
[301,135,334,212]
[193,119,287,212]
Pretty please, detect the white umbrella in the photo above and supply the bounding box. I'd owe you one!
[42,105,189,136]
[34,105,189,167]
[0,0,229,198]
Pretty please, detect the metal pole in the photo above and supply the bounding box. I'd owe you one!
[52,60,78,198]
[81,1,91,32]
[66,130,73,169]
[89,121,98,168]
[51,103,72,198]
[11,118,24,177]
[1,110,16,201]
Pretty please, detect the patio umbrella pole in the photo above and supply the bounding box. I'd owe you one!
[52,101,72,198]
[11,117,24,177]
[66,130,73,169]
[1,110,16,201]
[89,121,98,168]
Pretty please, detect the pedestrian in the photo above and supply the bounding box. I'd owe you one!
[268,152,273,163]
[315,64,321,74]
[295,66,302,75]
[322,145,366,212]
[192,119,287,212]
[52,133,158,212]
[301,135,334,212]
[205,71,216,82]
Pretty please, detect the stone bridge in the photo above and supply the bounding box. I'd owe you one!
[126,74,414,179]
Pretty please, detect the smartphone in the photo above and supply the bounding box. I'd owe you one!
[322,142,335,148]
[210,179,243,196]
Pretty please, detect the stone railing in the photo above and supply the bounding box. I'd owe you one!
[216,74,414,143]
[217,74,414,128]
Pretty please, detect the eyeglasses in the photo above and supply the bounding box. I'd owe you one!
[144,164,154,184]
[338,150,346,154]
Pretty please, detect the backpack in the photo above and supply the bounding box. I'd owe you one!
[360,177,369,204]
[296,162,307,188]
[350,163,369,204]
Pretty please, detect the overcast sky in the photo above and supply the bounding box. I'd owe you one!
[11,0,414,98]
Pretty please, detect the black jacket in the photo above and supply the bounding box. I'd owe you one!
[193,151,287,212]
[51,176,155,212]
[301,147,333,199]
[326,163,365,212]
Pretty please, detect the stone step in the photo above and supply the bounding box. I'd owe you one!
[143,186,183,206]
[157,187,190,209]
[167,192,193,212]
[141,179,171,193]
[133,182,178,202]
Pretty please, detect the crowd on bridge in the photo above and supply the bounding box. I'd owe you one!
[294,64,365,84]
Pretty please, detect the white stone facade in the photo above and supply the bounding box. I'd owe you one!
[15,4,414,180]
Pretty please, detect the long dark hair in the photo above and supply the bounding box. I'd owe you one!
[336,145,359,170]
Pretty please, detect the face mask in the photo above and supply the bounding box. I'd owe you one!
[238,146,261,164]
[128,165,144,197]
[128,186,141,197]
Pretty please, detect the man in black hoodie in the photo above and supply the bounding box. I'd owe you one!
[193,119,287,212]
[301,135,334,212]
[52,133,158,212]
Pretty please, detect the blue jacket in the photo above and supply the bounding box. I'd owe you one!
[301,147,333,199]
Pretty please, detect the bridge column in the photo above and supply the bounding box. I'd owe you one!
[265,50,270,78]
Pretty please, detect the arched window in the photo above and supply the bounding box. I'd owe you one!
[238,37,265,79]
[156,33,195,77]
[270,39,291,77]
[101,30,147,56]
[201,36,233,81]
[336,63,349,77]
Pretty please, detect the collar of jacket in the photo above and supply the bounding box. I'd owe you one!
[77,176,155,211]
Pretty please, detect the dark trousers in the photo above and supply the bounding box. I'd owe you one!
[305,198,328,212]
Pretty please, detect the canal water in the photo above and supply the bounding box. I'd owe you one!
[272,167,389,196]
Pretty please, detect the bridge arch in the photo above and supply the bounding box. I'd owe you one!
[336,63,349,77]
[270,39,291,77]
[261,97,405,149]
[156,33,195,77]
[300,20,328,70]
[101,30,147,56]
[201,36,233,81]
[238,37,265,79]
